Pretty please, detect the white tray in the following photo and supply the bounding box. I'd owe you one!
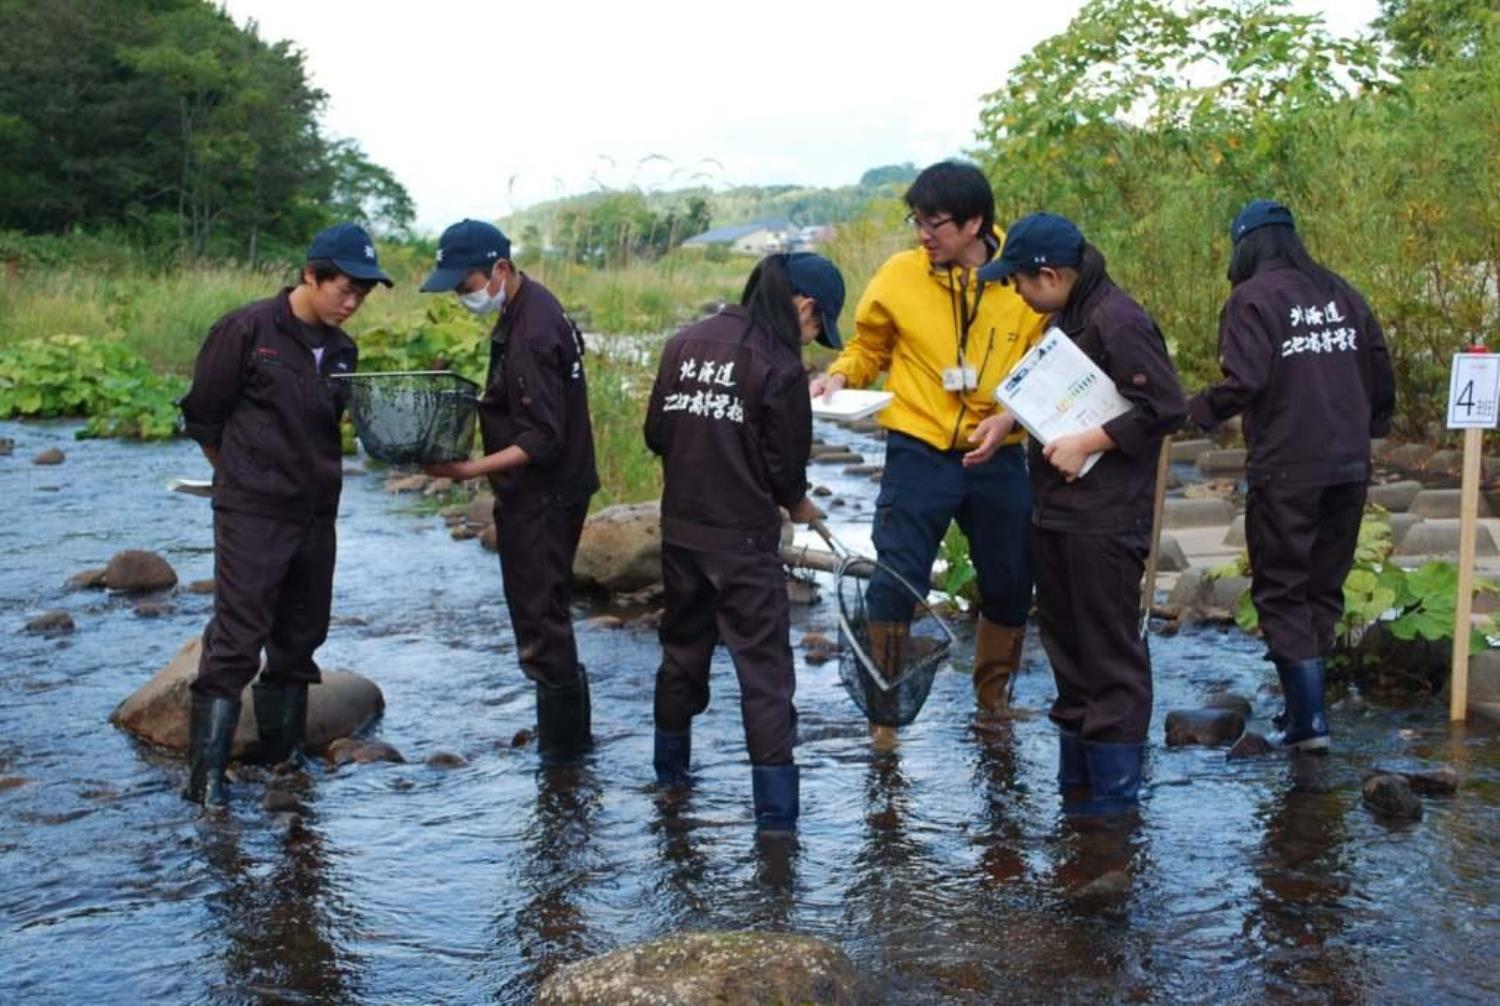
[165,477,213,498]
[811,389,894,421]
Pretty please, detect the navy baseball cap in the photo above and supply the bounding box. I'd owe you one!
[977,212,1085,282]
[307,223,393,286]
[785,252,845,349]
[1230,199,1295,243]
[420,219,511,293]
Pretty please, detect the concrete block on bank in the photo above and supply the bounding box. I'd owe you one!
[1410,489,1493,520]
[1196,448,1247,475]
[1392,519,1497,558]
[1156,535,1190,573]
[1368,480,1423,513]
[1389,512,1423,547]
[1222,515,1246,548]
[1164,497,1235,529]
[1171,439,1213,465]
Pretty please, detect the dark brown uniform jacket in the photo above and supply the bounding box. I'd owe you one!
[644,307,811,552]
[1029,280,1187,533]
[480,276,599,502]
[180,288,356,522]
[1187,262,1395,488]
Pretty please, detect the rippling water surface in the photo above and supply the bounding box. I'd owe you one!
[1,418,1496,1004]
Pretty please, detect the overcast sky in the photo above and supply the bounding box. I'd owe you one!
[221,0,1381,232]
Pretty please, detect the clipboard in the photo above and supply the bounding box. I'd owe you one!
[994,327,1131,478]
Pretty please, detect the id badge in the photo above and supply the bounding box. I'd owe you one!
[942,366,966,392]
[962,365,978,391]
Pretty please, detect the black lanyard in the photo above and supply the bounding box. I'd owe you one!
[949,267,987,365]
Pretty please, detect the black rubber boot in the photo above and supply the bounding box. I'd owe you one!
[252,679,308,769]
[184,694,240,808]
[654,729,691,787]
[1058,728,1089,790]
[536,673,592,767]
[751,763,800,834]
[1274,658,1330,752]
[1066,741,1144,816]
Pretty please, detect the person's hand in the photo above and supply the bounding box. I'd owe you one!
[787,496,824,525]
[1042,434,1093,481]
[422,459,481,481]
[808,371,847,402]
[963,413,1016,467]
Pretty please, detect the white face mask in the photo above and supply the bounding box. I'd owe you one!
[459,277,505,316]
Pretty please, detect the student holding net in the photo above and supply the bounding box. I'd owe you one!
[643,252,844,835]
[977,213,1186,815]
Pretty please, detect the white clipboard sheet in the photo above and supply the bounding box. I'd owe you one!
[811,388,895,421]
[994,327,1131,478]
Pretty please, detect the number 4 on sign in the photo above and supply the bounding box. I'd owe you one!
[1446,350,1499,722]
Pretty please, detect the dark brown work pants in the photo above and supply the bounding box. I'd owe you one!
[193,510,335,700]
[654,544,797,766]
[1245,481,1366,663]
[1035,527,1153,743]
[496,493,589,689]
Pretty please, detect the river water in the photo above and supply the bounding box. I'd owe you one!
[1,418,1496,1004]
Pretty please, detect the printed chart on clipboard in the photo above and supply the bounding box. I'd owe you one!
[994,327,1131,477]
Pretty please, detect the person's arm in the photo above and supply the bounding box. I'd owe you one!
[761,367,814,512]
[817,272,899,396]
[1097,317,1187,457]
[180,316,253,474]
[643,346,674,458]
[1186,298,1275,430]
[1363,306,1396,437]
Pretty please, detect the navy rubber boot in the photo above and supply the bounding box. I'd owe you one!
[1066,741,1144,816]
[1058,729,1089,789]
[536,673,592,767]
[184,694,240,808]
[1275,658,1330,752]
[252,680,308,769]
[653,729,691,787]
[751,764,800,834]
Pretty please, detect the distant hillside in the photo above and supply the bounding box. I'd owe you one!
[502,163,919,247]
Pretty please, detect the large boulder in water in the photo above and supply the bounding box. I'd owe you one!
[104,550,177,593]
[571,500,662,593]
[110,637,384,758]
[536,931,878,1006]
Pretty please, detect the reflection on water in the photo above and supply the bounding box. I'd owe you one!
[1,418,1497,1004]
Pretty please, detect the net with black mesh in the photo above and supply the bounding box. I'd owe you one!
[333,371,480,465]
[812,520,955,727]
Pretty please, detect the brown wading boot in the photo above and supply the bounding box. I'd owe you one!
[865,621,907,751]
[974,616,1024,715]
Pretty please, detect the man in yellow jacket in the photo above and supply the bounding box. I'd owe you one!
[812,161,1046,741]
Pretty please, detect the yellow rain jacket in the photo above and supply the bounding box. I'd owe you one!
[828,242,1047,452]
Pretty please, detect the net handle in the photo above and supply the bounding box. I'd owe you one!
[809,517,852,561]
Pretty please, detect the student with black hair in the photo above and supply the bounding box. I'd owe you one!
[420,219,599,767]
[644,252,844,834]
[978,212,1186,815]
[179,223,392,807]
[810,162,1047,743]
[1188,200,1395,752]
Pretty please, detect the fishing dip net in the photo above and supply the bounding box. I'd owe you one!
[811,519,956,727]
[333,371,479,465]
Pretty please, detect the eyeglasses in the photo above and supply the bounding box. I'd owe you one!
[905,212,955,233]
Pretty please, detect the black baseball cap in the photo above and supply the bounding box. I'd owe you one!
[420,219,511,293]
[785,252,845,349]
[1230,199,1295,243]
[307,223,393,286]
[977,212,1085,283]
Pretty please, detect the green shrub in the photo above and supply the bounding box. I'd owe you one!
[0,334,186,440]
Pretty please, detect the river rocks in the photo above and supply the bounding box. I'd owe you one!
[1170,438,1213,464]
[1369,759,1459,795]
[384,473,430,493]
[1196,448,1246,475]
[0,437,12,455]
[572,501,661,593]
[1222,515,1246,548]
[32,447,65,465]
[535,931,878,1006]
[478,524,497,551]
[1204,691,1254,718]
[1386,442,1433,471]
[25,610,74,635]
[801,631,838,665]
[423,477,454,495]
[843,464,882,477]
[425,752,467,769]
[465,493,496,526]
[813,452,865,465]
[327,738,404,765]
[1368,480,1423,513]
[103,550,177,593]
[133,600,173,618]
[186,579,215,595]
[110,637,385,757]
[263,789,305,814]
[1164,497,1235,529]
[1165,569,1249,616]
[1165,708,1245,747]
[1410,489,1493,519]
[1426,449,1463,475]
[1393,520,1497,558]
[67,567,107,590]
[582,614,625,631]
[812,485,833,497]
[787,576,820,606]
[1183,478,1237,500]
[1362,774,1423,821]
[1226,731,1274,760]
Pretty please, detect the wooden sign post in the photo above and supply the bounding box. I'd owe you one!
[1445,351,1500,722]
